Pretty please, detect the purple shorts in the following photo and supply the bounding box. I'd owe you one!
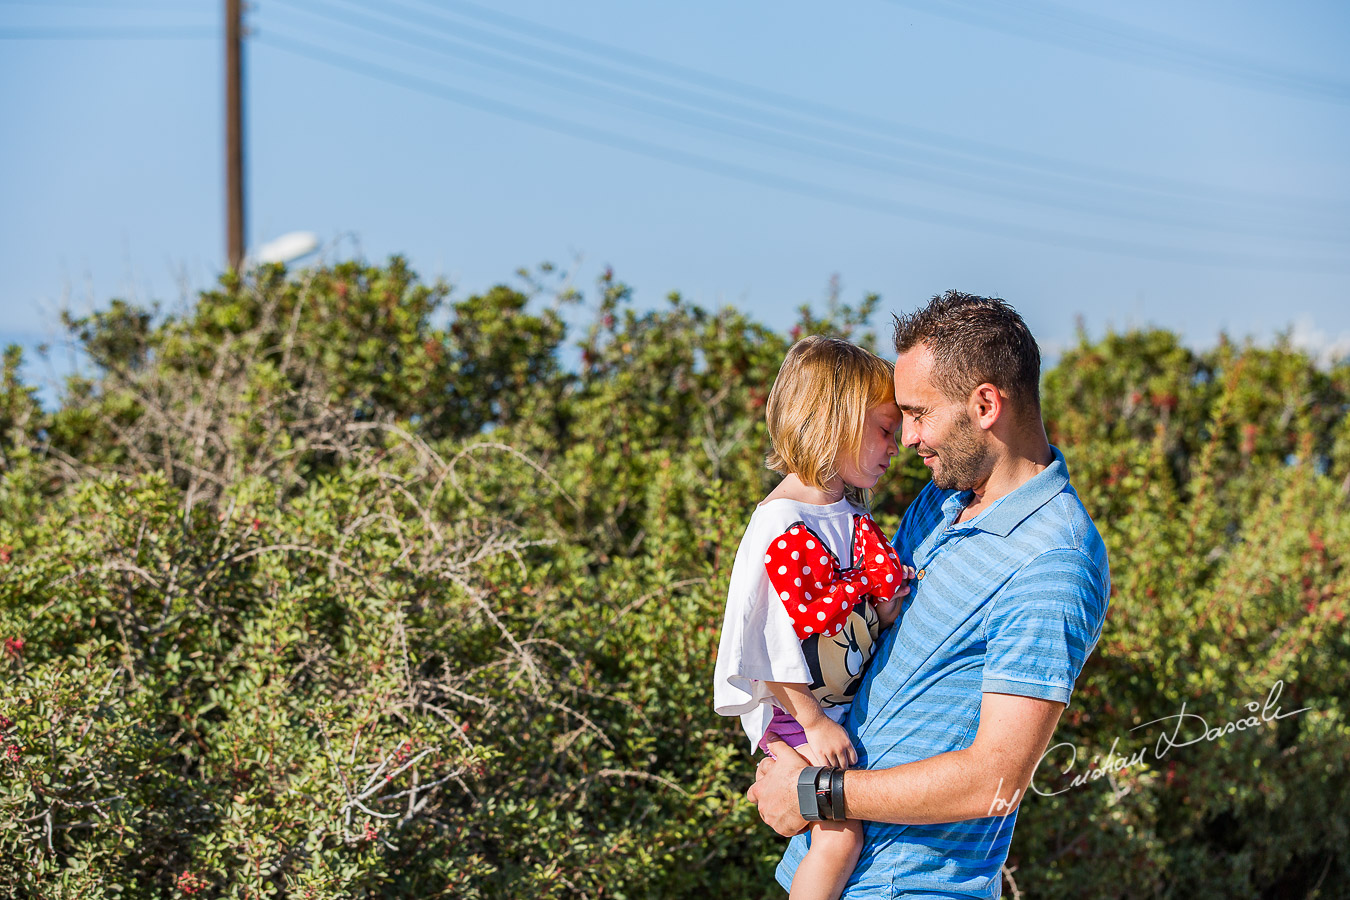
[757,707,809,758]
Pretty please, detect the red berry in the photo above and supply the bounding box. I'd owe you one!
[176,871,207,895]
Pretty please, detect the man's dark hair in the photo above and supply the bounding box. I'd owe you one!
[892,291,1041,413]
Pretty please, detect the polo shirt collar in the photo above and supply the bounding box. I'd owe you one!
[939,446,1070,538]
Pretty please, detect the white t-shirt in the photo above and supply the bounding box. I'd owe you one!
[713,495,878,749]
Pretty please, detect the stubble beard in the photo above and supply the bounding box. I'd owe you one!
[928,411,991,491]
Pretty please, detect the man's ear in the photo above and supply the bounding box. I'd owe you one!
[970,383,1003,430]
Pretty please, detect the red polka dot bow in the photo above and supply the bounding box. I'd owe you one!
[763,514,906,640]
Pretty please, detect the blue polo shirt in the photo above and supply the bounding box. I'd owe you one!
[777,447,1110,898]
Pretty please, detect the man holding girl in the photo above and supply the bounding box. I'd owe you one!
[716,290,1110,899]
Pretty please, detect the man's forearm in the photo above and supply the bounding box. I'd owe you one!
[840,746,1027,824]
[838,693,1060,824]
[747,692,1063,836]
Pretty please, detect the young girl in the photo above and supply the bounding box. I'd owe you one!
[714,336,911,900]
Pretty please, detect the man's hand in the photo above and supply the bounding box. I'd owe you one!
[803,717,857,768]
[747,746,809,837]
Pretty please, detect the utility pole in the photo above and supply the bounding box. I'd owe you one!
[225,0,245,270]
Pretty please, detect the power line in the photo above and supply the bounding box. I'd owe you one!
[0,26,214,39]
[253,29,1348,274]
[882,0,1350,106]
[276,0,1121,226]
[270,0,1349,244]
[0,0,201,6]
[409,0,1340,218]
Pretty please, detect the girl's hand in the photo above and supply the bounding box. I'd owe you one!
[875,593,903,629]
[875,566,915,629]
[878,565,916,602]
[803,717,857,769]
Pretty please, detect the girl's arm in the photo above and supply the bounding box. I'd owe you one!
[764,681,857,768]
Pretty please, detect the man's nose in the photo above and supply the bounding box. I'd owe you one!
[901,416,920,449]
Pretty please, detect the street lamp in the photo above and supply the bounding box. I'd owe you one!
[248,231,320,267]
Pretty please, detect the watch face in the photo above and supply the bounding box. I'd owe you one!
[798,766,824,820]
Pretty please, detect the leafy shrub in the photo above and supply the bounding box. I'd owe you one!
[0,261,1346,898]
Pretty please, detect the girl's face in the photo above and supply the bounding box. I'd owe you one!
[836,401,902,490]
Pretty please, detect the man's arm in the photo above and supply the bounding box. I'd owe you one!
[747,691,1063,836]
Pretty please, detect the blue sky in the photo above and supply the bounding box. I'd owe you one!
[3,0,1349,401]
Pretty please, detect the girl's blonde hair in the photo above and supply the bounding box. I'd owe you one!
[765,335,895,493]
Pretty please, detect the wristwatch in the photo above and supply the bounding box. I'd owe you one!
[797,766,841,821]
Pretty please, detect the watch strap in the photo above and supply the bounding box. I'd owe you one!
[815,767,835,820]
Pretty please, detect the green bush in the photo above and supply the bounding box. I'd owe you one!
[0,261,1346,898]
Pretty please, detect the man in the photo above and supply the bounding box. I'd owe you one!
[748,291,1110,898]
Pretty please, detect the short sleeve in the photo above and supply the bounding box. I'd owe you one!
[712,513,813,745]
[981,548,1109,707]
